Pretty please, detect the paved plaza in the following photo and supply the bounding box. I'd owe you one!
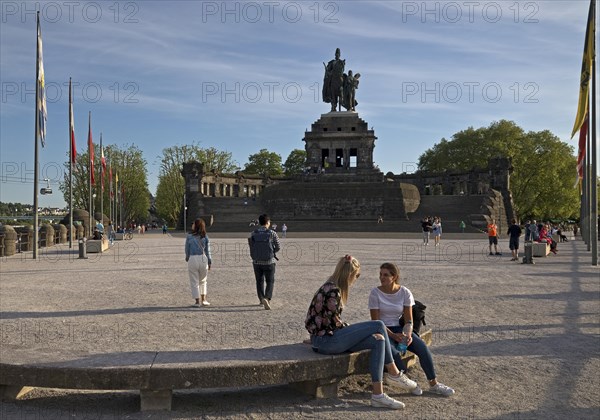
[0,230,598,419]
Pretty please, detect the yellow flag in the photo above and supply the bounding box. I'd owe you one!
[571,0,595,138]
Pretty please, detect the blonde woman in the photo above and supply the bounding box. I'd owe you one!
[305,255,408,410]
[185,218,212,307]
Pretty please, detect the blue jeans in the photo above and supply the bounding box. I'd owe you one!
[388,326,436,381]
[311,320,393,383]
[253,263,275,301]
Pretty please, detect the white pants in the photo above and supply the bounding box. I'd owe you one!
[187,255,208,298]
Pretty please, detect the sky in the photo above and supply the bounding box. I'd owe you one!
[0,0,595,208]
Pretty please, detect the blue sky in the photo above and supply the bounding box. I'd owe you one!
[0,0,594,208]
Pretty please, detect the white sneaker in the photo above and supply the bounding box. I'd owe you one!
[261,298,271,310]
[201,300,211,306]
[429,382,455,396]
[412,385,423,396]
[384,372,417,390]
[371,393,405,409]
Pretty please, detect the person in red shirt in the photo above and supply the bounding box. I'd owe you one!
[487,219,501,256]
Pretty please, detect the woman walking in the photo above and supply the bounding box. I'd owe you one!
[185,218,212,307]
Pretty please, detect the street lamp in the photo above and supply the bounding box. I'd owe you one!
[92,193,97,223]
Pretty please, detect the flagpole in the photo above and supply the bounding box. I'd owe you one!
[69,78,73,249]
[88,111,92,236]
[33,11,41,260]
[100,133,104,226]
[591,0,597,265]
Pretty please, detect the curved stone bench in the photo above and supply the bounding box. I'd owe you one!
[0,330,431,411]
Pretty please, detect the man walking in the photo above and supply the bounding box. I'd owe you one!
[507,219,522,261]
[248,214,281,310]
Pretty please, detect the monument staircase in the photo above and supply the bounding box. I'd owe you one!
[197,191,507,233]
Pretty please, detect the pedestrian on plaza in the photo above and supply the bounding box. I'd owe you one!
[185,218,212,307]
[305,255,408,410]
[281,223,288,238]
[106,221,114,245]
[487,219,501,255]
[162,224,167,235]
[421,217,432,246]
[507,219,522,261]
[459,220,466,233]
[369,262,455,397]
[248,214,280,310]
[431,217,442,246]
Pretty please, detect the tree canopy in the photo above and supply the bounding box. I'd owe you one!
[417,120,579,220]
[154,143,239,226]
[60,143,150,224]
[243,149,283,177]
[283,149,307,176]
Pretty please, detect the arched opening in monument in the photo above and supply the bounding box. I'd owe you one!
[349,148,358,168]
[335,148,344,167]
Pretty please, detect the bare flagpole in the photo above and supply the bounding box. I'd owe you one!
[69,77,73,249]
[591,0,597,265]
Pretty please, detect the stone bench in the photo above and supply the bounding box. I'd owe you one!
[86,237,109,253]
[0,330,431,412]
[532,242,551,257]
[114,232,126,241]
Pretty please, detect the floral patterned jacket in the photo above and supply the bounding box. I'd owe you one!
[305,281,345,336]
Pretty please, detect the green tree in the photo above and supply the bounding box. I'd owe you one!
[60,143,150,224]
[154,143,239,226]
[283,149,307,176]
[243,149,283,177]
[417,120,579,219]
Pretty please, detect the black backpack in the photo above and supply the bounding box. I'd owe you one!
[399,300,427,335]
[248,229,275,261]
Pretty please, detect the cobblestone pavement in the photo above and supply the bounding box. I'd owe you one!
[1,231,598,419]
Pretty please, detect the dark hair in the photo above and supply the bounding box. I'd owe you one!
[511,218,517,224]
[380,262,400,285]
[192,218,207,237]
[259,214,270,226]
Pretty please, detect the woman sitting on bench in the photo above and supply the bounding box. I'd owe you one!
[369,262,455,396]
[538,225,558,254]
[305,255,408,410]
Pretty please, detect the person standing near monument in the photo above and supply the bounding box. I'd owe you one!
[487,219,501,256]
[421,217,432,246]
[281,223,287,238]
[248,214,281,310]
[185,218,212,307]
[431,217,442,246]
[323,48,345,112]
[507,219,522,261]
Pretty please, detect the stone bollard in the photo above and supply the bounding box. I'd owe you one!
[53,224,68,244]
[522,241,534,264]
[14,226,33,252]
[0,225,17,257]
[39,223,55,248]
[78,238,88,259]
[76,224,84,239]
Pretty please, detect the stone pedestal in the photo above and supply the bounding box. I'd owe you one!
[303,112,383,182]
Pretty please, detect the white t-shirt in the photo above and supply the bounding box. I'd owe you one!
[368,286,415,326]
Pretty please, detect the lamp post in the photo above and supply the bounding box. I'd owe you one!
[92,193,97,228]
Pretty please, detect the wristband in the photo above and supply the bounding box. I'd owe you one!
[405,320,413,324]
